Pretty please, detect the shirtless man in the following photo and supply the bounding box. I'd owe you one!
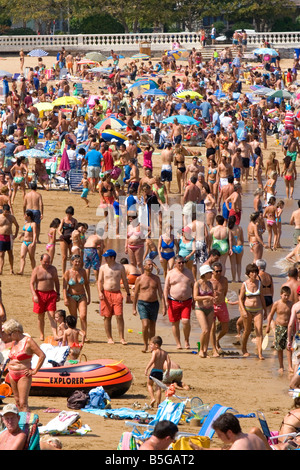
[186,156,203,181]
[0,204,19,275]
[83,231,105,281]
[182,175,202,225]
[133,259,166,352]
[30,253,60,340]
[171,118,184,145]
[65,52,74,75]
[160,143,174,193]
[126,159,140,193]
[225,184,242,226]
[237,138,254,182]
[138,168,155,197]
[98,249,131,344]
[231,148,243,183]
[217,154,233,190]
[0,404,27,451]
[286,131,300,168]
[23,182,43,243]
[290,200,300,245]
[0,186,12,213]
[281,267,300,306]
[218,175,234,223]
[210,261,229,356]
[211,413,266,450]
[164,255,194,349]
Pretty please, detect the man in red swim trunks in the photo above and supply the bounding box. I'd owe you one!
[225,183,242,225]
[164,255,194,350]
[30,253,60,341]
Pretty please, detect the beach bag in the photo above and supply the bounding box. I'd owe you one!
[67,390,89,410]
[88,386,111,409]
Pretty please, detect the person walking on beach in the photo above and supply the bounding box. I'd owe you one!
[0,204,19,275]
[164,255,194,350]
[290,200,300,245]
[23,182,44,244]
[210,261,229,356]
[145,335,171,408]
[133,258,166,353]
[98,249,131,345]
[30,253,60,341]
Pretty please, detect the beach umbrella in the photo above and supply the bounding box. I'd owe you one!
[175,102,200,111]
[166,49,189,60]
[15,149,51,159]
[94,117,126,132]
[129,79,158,89]
[77,59,97,65]
[52,96,82,106]
[33,102,54,112]
[28,49,48,57]
[90,67,113,74]
[130,53,150,60]
[106,55,125,60]
[161,115,200,126]
[266,89,293,100]
[142,89,168,97]
[173,90,203,99]
[253,48,278,57]
[0,70,13,78]
[85,52,107,62]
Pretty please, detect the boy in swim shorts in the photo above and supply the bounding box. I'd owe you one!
[145,335,171,407]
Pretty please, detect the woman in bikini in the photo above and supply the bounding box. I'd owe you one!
[247,212,266,262]
[278,398,300,442]
[174,146,186,194]
[256,258,274,315]
[58,206,78,275]
[2,318,45,411]
[239,263,267,359]
[10,157,28,204]
[228,214,244,282]
[125,213,148,273]
[46,218,60,264]
[203,182,217,230]
[282,157,297,200]
[206,158,218,199]
[194,264,215,358]
[17,210,37,276]
[210,214,231,276]
[158,223,176,278]
[63,254,90,339]
[263,196,278,250]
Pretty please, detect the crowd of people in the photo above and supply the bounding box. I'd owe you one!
[0,39,300,450]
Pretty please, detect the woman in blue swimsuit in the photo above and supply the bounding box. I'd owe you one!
[63,254,90,338]
[228,215,244,282]
[18,210,37,275]
[158,224,176,278]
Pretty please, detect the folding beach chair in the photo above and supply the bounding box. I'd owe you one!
[198,404,236,439]
[68,168,83,192]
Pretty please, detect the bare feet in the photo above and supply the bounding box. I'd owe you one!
[120,339,128,345]
[107,338,115,344]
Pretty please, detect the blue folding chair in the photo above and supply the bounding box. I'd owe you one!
[198,404,236,439]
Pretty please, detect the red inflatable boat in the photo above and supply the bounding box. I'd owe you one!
[5,359,133,398]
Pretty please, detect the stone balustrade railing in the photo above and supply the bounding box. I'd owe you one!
[0,31,299,54]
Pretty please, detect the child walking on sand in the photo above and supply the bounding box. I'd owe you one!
[266,286,293,373]
[145,336,171,407]
[78,171,90,207]
[54,309,68,344]
[62,315,86,364]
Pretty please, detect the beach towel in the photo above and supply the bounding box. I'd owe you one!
[83,407,155,420]
[38,411,91,436]
[31,343,70,368]
[148,399,186,426]
[117,431,139,450]
[87,386,111,409]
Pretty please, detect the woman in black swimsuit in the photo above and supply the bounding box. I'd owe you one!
[58,206,78,274]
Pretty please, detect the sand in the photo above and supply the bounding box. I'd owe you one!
[0,52,298,451]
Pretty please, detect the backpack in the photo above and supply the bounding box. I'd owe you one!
[67,390,89,410]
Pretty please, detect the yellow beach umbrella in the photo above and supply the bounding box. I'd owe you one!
[34,102,54,112]
[173,90,203,99]
[52,96,82,106]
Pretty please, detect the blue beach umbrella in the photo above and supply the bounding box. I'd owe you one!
[106,55,125,60]
[174,102,200,111]
[15,149,51,159]
[0,70,13,78]
[143,89,167,97]
[27,49,49,57]
[161,115,200,126]
[253,48,278,57]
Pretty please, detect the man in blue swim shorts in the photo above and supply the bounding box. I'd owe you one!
[132,259,166,352]
[83,232,104,281]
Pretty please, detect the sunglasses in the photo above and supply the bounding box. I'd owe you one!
[214,270,222,273]
[177,261,185,264]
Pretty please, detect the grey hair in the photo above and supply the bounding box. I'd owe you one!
[256,259,267,270]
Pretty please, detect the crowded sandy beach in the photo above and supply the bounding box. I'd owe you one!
[0,38,300,452]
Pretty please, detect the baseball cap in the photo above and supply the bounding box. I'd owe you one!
[8,135,14,141]
[1,403,19,416]
[103,249,117,258]
[199,265,213,277]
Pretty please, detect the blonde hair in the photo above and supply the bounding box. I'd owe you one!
[2,319,23,335]
[41,435,63,449]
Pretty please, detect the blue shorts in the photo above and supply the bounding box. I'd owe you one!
[146,251,158,260]
[31,209,41,225]
[233,167,241,179]
[222,202,231,220]
[83,247,100,271]
[81,188,89,198]
[138,300,159,321]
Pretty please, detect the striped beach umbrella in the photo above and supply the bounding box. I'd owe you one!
[28,49,49,57]
[130,53,150,60]
[95,117,126,132]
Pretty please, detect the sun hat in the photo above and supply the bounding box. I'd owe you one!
[199,265,213,277]
[1,403,19,416]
